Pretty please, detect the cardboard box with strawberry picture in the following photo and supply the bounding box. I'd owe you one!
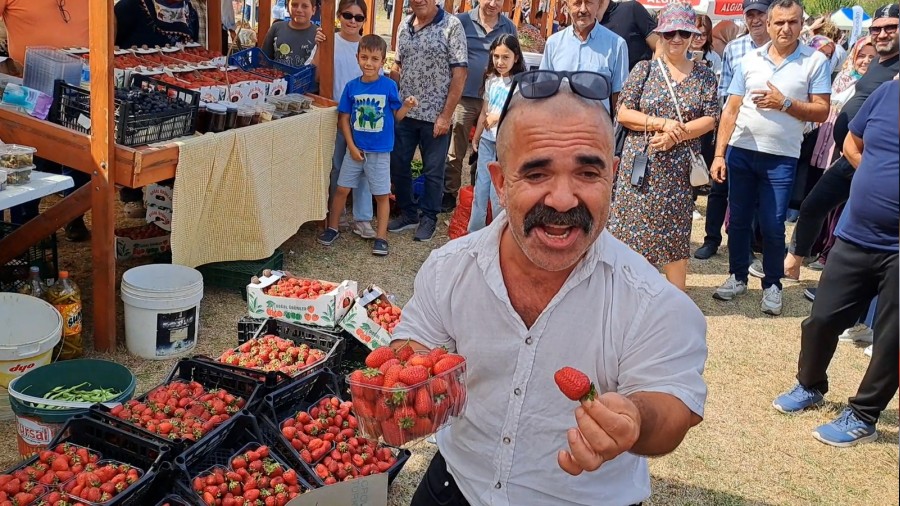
[247,271,357,329]
[115,223,171,260]
[339,285,401,351]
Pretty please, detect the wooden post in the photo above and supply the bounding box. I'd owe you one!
[209,0,223,53]
[529,0,538,24]
[543,0,556,37]
[502,0,512,15]
[364,0,377,35]
[258,0,273,48]
[460,0,469,12]
[88,0,116,352]
[391,0,404,50]
[512,1,523,26]
[320,0,336,99]
[444,0,454,12]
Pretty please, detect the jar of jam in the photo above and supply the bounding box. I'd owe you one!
[236,107,254,128]
[206,103,227,133]
[224,105,239,131]
[196,103,209,133]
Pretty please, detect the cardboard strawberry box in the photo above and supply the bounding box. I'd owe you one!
[247,272,357,329]
[115,223,171,260]
[143,183,173,210]
[339,285,401,351]
[347,349,467,446]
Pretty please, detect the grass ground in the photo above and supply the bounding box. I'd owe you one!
[0,192,896,505]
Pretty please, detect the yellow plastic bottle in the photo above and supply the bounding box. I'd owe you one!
[47,271,83,360]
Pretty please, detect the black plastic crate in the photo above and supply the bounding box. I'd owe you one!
[196,318,345,391]
[145,462,197,506]
[1,414,172,506]
[49,75,199,147]
[154,493,193,506]
[228,47,316,94]
[258,369,410,486]
[0,220,58,292]
[89,358,263,451]
[237,315,266,344]
[196,249,284,299]
[173,413,316,492]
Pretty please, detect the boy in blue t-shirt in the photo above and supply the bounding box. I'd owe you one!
[318,34,417,256]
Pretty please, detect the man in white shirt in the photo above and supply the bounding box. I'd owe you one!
[396,75,708,506]
[711,0,830,316]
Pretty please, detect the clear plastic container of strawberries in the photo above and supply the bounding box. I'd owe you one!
[346,343,467,446]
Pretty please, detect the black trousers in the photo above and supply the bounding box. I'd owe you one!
[701,178,728,248]
[411,451,643,506]
[797,238,899,425]
[788,157,854,258]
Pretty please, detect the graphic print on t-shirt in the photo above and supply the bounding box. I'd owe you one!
[352,94,388,133]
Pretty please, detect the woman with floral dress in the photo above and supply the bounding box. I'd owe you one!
[608,2,718,291]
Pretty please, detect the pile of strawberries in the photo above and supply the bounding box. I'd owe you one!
[264,278,337,300]
[0,444,146,506]
[190,445,304,506]
[218,335,326,377]
[279,396,399,484]
[347,344,467,446]
[365,299,401,334]
[0,444,100,506]
[109,381,245,442]
[115,224,169,240]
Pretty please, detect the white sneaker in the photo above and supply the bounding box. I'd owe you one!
[864,345,873,357]
[749,259,765,279]
[839,323,874,344]
[351,221,377,239]
[692,209,702,221]
[761,285,783,316]
[713,275,748,301]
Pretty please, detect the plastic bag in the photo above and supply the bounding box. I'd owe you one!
[448,186,474,240]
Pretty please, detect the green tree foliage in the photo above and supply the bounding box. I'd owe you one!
[803,0,883,17]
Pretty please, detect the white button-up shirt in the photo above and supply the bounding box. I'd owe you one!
[393,214,708,506]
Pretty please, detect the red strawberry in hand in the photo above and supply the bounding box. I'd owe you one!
[554,367,597,402]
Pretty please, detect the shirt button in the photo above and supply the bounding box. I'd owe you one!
[514,388,521,396]
[495,482,502,489]
[503,437,511,444]
[525,337,533,345]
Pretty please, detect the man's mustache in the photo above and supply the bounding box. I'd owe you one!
[523,203,593,236]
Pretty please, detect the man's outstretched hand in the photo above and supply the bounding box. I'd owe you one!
[558,392,641,476]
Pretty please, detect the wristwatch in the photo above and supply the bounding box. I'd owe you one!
[781,97,793,112]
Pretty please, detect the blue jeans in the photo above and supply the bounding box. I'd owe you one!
[726,146,797,290]
[467,138,501,233]
[330,130,373,221]
[390,118,451,221]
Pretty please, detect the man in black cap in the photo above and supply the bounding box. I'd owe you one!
[693,0,773,261]
[781,2,899,299]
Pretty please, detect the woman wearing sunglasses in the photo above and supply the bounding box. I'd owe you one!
[607,2,718,291]
[308,0,378,239]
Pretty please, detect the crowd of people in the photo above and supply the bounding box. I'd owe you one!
[1,1,896,502]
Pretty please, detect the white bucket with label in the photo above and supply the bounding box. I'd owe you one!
[0,293,62,390]
[121,264,203,360]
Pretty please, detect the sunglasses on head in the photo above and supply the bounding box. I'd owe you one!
[498,70,612,126]
[341,12,366,22]
[661,30,696,40]
[869,24,899,35]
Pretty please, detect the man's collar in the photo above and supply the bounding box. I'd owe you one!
[408,7,445,31]
[758,40,809,63]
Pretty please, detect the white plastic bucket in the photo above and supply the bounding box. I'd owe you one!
[523,51,542,71]
[0,294,62,389]
[121,264,203,360]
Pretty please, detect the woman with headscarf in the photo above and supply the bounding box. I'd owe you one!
[115,0,200,49]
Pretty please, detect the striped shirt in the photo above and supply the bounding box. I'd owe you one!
[719,34,764,99]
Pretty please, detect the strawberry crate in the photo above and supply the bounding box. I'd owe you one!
[228,47,315,95]
[172,413,315,502]
[89,358,262,452]
[347,351,468,446]
[0,414,172,506]
[257,369,410,486]
[236,316,266,345]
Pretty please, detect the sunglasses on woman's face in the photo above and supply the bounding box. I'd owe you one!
[661,30,694,40]
[341,12,366,22]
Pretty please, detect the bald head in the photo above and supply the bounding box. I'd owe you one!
[496,83,615,167]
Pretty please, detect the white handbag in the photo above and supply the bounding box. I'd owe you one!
[657,58,710,187]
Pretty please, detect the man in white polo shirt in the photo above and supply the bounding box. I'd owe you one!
[710,0,830,315]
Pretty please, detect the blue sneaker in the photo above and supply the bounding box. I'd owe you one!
[812,408,877,447]
[772,383,824,414]
[317,228,339,246]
